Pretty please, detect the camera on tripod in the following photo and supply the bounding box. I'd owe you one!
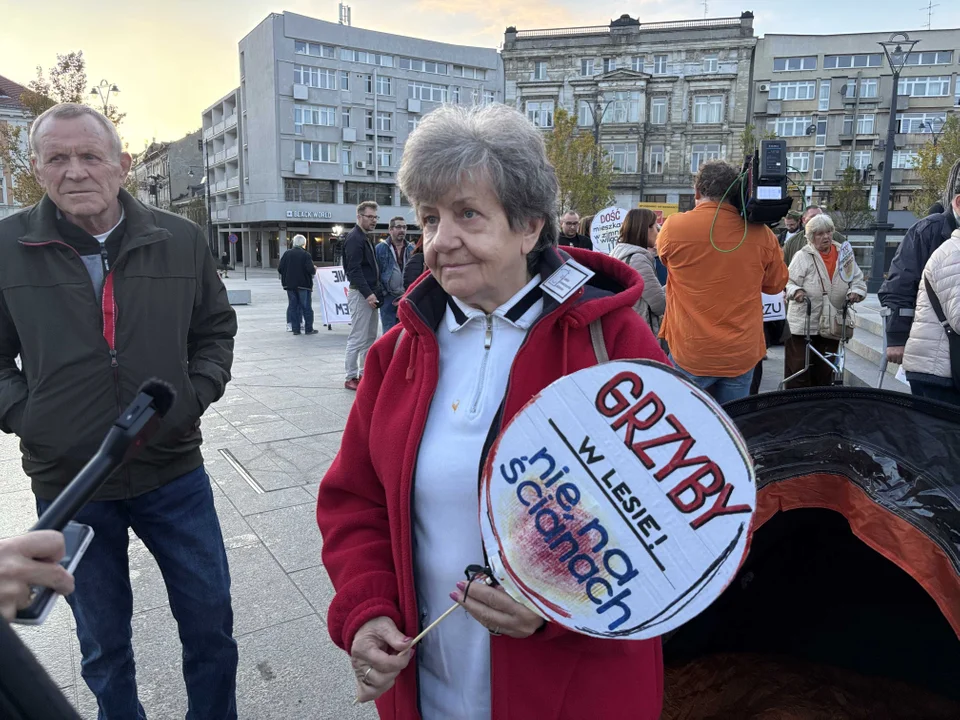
[733,139,795,227]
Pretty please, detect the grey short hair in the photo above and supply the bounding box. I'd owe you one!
[292,234,307,248]
[30,103,123,160]
[398,103,559,272]
[805,213,835,239]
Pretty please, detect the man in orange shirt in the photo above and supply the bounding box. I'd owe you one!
[658,160,789,403]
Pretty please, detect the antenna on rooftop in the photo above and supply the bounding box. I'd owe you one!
[920,0,938,30]
[339,3,352,26]
[702,0,708,18]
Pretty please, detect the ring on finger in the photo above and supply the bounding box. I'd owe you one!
[361,667,373,685]
[488,626,502,636]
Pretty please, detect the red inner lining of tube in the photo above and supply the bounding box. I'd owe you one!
[755,473,960,640]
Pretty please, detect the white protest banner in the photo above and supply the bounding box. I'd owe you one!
[315,267,351,325]
[838,241,856,283]
[762,292,786,322]
[480,360,755,640]
[590,206,628,255]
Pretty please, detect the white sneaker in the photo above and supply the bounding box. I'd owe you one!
[286,324,292,332]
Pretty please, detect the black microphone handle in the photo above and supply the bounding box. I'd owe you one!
[31,445,124,532]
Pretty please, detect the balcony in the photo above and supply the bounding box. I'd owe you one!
[214,121,225,136]
[216,209,228,220]
[203,127,214,140]
[225,113,237,129]
[215,150,226,164]
[215,180,227,192]
[226,145,238,160]
[227,176,240,189]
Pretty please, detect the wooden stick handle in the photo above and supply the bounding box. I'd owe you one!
[407,601,460,648]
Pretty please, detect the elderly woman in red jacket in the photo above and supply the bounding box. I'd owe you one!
[316,104,667,720]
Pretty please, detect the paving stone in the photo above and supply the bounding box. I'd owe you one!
[217,401,283,427]
[240,387,316,411]
[0,488,37,538]
[289,565,336,620]
[227,543,314,637]
[210,465,315,517]
[278,406,348,435]
[245,503,323,573]
[237,419,306,444]
[12,598,78,690]
[0,458,29,495]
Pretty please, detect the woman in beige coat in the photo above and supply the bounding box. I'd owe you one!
[610,208,666,334]
[784,213,866,388]
[903,228,960,405]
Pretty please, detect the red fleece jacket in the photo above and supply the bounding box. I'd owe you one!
[316,247,667,720]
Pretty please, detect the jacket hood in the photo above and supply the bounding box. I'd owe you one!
[609,243,651,262]
[398,245,642,337]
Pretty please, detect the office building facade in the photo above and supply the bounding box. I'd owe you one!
[203,12,502,268]
[0,73,32,220]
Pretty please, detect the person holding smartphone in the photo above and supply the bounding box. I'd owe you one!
[0,531,74,621]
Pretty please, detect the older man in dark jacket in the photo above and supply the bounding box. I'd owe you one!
[880,159,960,364]
[0,103,238,719]
[278,233,317,335]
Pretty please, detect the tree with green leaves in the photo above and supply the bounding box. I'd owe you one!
[830,166,874,234]
[544,108,615,217]
[738,122,776,159]
[0,51,126,208]
[908,115,960,217]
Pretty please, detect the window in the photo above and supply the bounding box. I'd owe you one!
[366,146,374,165]
[769,80,817,101]
[898,76,951,98]
[533,60,547,81]
[408,116,420,133]
[342,50,394,67]
[341,148,351,175]
[903,51,954,66]
[605,143,638,173]
[378,147,393,167]
[813,151,825,180]
[526,100,554,128]
[818,80,831,111]
[767,115,813,137]
[690,143,722,172]
[787,152,810,172]
[452,86,461,103]
[293,66,337,89]
[654,55,668,74]
[341,108,351,127]
[294,104,336,133]
[773,56,817,72]
[344,182,393,206]
[483,90,495,105]
[581,58,595,76]
[578,100,593,127]
[839,151,872,171]
[648,144,665,174]
[693,95,724,124]
[824,53,882,69]
[842,114,875,135]
[453,65,484,79]
[399,58,446,74]
[377,111,393,132]
[603,58,616,73]
[892,150,918,169]
[283,178,336,202]
[897,112,947,133]
[631,56,643,72]
[703,56,718,73]
[604,91,641,123]
[650,97,667,125]
[376,75,393,96]
[846,77,878,99]
[364,109,374,131]
[340,71,350,91]
[295,141,337,163]
[295,41,335,58]
[815,118,827,146]
[408,81,447,102]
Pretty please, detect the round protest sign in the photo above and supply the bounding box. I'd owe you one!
[479,360,755,640]
[590,206,627,255]
[838,241,856,283]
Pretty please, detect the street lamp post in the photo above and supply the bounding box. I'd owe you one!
[89,79,120,115]
[868,32,919,293]
[919,119,946,147]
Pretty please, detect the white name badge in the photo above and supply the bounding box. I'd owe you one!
[541,259,595,304]
[480,360,755,640]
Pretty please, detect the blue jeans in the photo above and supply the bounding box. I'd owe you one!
[670,357,755,405]
[37,465,238,720]
[286,289,314,333]
[380,293,400,332]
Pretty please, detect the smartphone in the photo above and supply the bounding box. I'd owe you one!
[13,521,94,626]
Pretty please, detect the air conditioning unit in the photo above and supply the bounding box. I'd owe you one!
[342,127,357,143]
[294,160,309,175]
[355,160,368,170]
[407,98,422,113]
[758,83,770,93]
[293,84,309,101]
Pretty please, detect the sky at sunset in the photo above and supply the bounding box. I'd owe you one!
[3,0,958,151]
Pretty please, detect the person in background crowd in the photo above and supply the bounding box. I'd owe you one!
[610,208,665,334]
[880,159,960,367]
[278,234,318,335]
[220,250,230,278]
[657,160,789,403]
[317,103,665,720]
[558,210,593,250]
[578,213,594,243]
[784,214,866,388]
[375,216,415,332]
[783,206,846,268]
[0,103,238,719]
[777,210,803,248]
[403,237,426,290]
[902,226,960,405]
[343,200,383,391]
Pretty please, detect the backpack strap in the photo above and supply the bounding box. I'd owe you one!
[924,276,960,388]
[394,329,405,356]
[589,319,609,364]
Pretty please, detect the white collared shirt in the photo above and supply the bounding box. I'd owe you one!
[413,276,543,720]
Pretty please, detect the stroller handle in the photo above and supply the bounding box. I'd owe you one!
[804,296,812,316]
